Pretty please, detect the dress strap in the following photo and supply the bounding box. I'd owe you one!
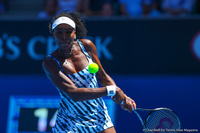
[77,40,93,64]
[47,55,65,73]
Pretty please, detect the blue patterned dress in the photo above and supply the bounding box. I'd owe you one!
[48,40,113,133]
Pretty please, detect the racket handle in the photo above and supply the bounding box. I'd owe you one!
[133,108,139,111]
[121,100,137,111]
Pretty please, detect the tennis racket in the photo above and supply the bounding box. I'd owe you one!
[133,107,181,133]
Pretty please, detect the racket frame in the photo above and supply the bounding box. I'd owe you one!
[133,107,181,133]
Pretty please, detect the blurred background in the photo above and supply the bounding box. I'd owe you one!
[1,0,200,133]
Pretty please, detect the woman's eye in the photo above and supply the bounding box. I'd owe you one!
[66,31,72,34]
[57,31,62,34]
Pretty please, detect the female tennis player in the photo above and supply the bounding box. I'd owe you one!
[42,10,136,133]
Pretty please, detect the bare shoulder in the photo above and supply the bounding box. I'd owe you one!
[42,57,52,72]
[80,39,94,46]
[42,56,58,74]
[79,39,96,52]
[42,56,50,67]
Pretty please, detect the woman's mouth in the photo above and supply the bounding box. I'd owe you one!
[60,42,73,48]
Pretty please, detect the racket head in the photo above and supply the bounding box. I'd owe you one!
[144,108,181,132]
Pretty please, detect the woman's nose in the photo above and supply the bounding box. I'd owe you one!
[62,33,68,39]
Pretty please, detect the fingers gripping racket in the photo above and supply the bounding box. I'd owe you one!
[133,108,181,133]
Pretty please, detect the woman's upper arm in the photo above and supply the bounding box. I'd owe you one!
[42,57,76,94]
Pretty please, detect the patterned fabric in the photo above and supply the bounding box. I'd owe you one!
[48,40,113,133]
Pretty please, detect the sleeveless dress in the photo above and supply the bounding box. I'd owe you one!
[48,40,113,133]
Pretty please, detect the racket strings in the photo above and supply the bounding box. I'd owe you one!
[145,109,180,131]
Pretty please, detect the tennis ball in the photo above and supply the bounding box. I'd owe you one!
[88,63,99,74]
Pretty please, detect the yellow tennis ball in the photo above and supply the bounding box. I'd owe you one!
[88,63,99,73]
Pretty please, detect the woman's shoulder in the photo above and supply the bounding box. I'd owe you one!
[79,39,96,52]
[42,52,59,72]
[79,39,93,46]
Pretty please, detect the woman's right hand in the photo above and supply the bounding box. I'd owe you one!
[112,86,136,113]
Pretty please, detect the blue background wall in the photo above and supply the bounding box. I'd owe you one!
[1,18,200,133]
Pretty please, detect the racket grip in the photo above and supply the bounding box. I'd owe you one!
[121,100,136,111]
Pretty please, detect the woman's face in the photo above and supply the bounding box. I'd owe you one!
[53,24,76,50]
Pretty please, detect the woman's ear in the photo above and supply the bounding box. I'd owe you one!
[74,31,77,40]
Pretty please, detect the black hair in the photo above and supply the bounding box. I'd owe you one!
[49,10,87,39]
[44,0,58,7]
